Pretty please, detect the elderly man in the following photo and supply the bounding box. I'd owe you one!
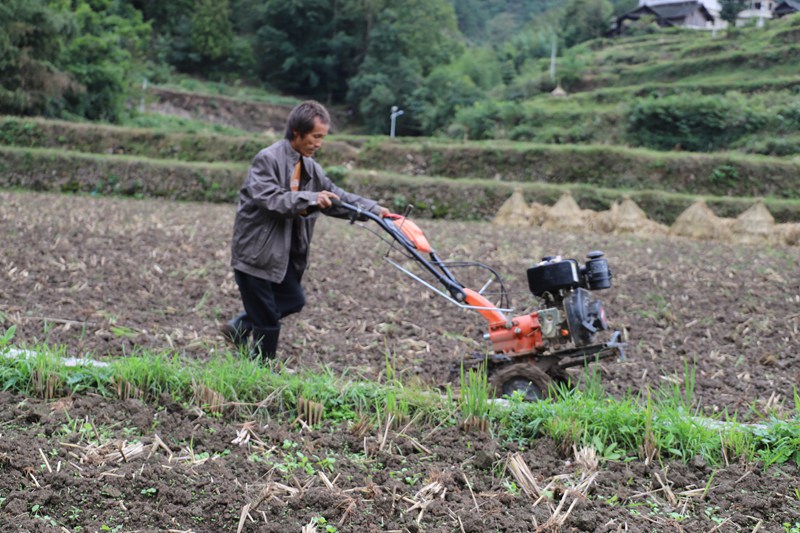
[222,100,389,361]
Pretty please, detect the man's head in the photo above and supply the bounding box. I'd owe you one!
[286,100,331,157]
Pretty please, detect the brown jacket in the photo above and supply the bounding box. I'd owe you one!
[231,139,379,282]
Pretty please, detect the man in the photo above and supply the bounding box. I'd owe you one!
[223,100,390,361]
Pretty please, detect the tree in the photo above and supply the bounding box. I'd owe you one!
[451,0,564,43]
[560,0,613,49]
[407,65,485,135]
[451,0,487,41]
[126,0,194,36]
[191,0,233,62]
[253,0,364,101]
[610,0,638,17]
[0,0,150,121]
[719,0,747,25]
[484,12,518,47]
[0,0,76,115]
[346,0,463,133]
[126,0,241,78]
[58,0,150,121]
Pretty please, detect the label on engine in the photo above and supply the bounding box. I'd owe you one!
[538,308,561,338]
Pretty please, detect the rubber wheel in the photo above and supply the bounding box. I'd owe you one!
[490,364,553,401]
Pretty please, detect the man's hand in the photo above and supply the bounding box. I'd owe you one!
[316,190,340,209]
[374,205,391,218]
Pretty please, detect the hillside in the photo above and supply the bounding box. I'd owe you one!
[473,16,800,157]
[3,14,800,236]
[131,17,800,159]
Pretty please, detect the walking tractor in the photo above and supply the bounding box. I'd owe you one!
[334,200,626,401]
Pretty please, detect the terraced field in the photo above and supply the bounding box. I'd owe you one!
[1,190,798,531]
[2,20,800,528]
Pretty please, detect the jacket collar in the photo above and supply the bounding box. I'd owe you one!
[281,138,304,166]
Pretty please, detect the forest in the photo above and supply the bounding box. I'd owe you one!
[0,0,636,134]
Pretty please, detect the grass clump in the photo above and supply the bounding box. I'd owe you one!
[459,361,491,432]
[0,332,798,471]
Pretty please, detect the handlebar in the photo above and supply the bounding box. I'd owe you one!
[330,198,467,302]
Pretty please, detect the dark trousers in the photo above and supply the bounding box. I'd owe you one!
[234,268,306,329]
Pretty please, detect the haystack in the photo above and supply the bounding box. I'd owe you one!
[730,200,775,245]
[775,223,800,246]
[528,201,550,226]
[493,189,532,227]
[595,196,668,236]
[550,83,568,97]
[591,202,618,234]
[670,200,732,241]
[541,192,593,232]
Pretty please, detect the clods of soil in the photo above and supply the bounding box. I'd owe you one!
[2,191,798,418]
[1,190,799,531]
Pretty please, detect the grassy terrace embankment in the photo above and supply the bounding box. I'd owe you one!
[8,116,800,201]
[3,115,800,223]
[4,143,800,224]
[357,139,800,199]
[0,116,358,167]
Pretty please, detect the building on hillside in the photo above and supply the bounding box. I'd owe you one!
[773,0,800,17]
[609,1,716,35]
[640,0,720,15]
[736,1,776,26]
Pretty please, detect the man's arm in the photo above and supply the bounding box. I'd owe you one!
[246,151,324,217]
[318,175,389,218]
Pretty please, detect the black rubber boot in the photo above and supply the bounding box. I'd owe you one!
[220,312,252,348]
[250,326,280,361]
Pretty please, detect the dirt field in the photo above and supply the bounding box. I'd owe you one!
[1,190,799,531]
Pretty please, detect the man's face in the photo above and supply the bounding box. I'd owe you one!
[291,118,329,157]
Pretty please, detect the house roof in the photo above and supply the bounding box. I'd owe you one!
[774,0,800,12]
[616,1,713,27]
[647,1,713,21]
[609,1,714,35]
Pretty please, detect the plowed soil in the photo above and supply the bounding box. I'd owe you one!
[1,190,799,532]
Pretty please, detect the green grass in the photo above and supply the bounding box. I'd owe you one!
[153,77,299,106]
[120,112,253,137]
[1,328,798,470]
[459,360,491,430]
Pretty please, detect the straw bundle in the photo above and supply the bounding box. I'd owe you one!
[595,196,668,236]
[590,202,617,234]
[493,189,532,227]
[528,201,550,226]
[542,192,592,232]
[670,200,732,241]
[730,200,775,245]
[776,222,800,246]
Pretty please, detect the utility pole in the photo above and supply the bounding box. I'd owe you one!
[390,105,404,138]
[140,77,148,113]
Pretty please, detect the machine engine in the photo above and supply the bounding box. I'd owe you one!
[526,251,612,349]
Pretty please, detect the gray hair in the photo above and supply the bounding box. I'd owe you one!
[284,100,331,140]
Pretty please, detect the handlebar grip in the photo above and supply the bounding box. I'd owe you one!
[329,197,371,225]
